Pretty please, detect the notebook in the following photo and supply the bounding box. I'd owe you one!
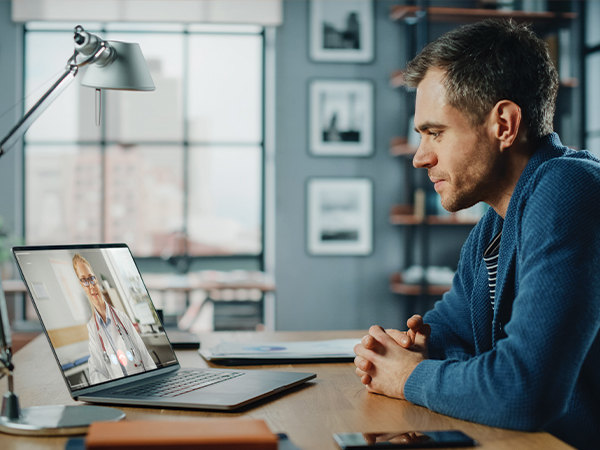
[12,243,315,410]
[200,339,359,365]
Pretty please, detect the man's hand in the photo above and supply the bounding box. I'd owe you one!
[353,315,431,400]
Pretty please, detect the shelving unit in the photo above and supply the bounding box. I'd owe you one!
[388,2,581,304]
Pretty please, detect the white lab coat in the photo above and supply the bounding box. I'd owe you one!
[86,306,157,385]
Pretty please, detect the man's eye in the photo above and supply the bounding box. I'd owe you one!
[429,131,441,138]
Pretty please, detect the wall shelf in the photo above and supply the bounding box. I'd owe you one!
[390,204,480,226]
[560,78,579,88]
[390,70,407,88]
[390,272,451,296]
[390,6,577,24]
[390,137,417,156]
[390,204,422,224]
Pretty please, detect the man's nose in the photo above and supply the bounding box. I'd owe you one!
[413,141,437,169]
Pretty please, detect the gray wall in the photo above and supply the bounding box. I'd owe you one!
[274,1,413,330]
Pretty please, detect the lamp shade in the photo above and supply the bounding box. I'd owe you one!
[80,41,155,91]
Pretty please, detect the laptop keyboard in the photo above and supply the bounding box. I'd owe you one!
[114,369,245,398]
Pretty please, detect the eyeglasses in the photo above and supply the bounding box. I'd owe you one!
[80,276,97,287]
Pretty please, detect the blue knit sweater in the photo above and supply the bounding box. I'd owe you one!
[404,134,600,450]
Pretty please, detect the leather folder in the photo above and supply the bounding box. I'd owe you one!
[85,418,278,450]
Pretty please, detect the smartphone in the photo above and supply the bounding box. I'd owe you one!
[333,430,478,449]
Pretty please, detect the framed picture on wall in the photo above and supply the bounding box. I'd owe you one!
[309,0,374,62]
[307,178,373,255]
[309,79,374,157]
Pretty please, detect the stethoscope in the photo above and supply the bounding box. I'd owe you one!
[94,303,145,371]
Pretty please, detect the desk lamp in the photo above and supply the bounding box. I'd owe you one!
[0,25,155,435]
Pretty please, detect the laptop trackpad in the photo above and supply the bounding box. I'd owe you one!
[184,371,313,407]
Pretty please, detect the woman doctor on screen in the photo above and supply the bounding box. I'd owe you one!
[73,253,156,384]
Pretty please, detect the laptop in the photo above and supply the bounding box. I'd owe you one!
[12,243,316,410]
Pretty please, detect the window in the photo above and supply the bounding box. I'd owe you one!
[23,23,264,259]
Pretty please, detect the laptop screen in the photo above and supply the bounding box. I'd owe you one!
[13,244,178,392]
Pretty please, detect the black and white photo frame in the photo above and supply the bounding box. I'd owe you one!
[309,79,374,157]
[310,0,374,63]
[307,177,373,255]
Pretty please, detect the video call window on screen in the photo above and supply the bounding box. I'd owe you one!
[14,246,177,391]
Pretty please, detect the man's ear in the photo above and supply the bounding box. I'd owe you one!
[490,100,522,150]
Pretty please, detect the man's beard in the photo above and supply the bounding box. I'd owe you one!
[438,130,502,213]
[439,187,482,213]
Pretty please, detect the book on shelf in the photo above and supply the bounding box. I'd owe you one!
[402,265,455,286]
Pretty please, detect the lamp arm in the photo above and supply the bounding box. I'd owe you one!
[0,27,113,160]
[0,65,79,159]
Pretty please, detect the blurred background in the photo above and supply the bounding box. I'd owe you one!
[0,0,595,350]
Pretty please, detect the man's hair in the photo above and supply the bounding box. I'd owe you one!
[72,253,92,278]
[404,19,558,141]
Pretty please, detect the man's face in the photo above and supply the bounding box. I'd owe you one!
[75,261,104,313]
[413,69,501,212]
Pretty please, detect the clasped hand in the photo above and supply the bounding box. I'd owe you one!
[353,315,431,400]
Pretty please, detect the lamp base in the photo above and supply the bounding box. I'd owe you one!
[0,404,125,436]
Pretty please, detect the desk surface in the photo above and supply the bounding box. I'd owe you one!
[0,331,573,450]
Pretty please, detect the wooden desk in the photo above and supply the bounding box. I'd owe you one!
[0,331,573,450]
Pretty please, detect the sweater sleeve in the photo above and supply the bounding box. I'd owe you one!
[423,239,478,361]
[404,160,600,431]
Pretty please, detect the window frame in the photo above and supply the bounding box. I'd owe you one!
[21,22,267,271]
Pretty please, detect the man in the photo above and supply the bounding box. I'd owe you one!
[354,19,600,450]
[73,253,156,383]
